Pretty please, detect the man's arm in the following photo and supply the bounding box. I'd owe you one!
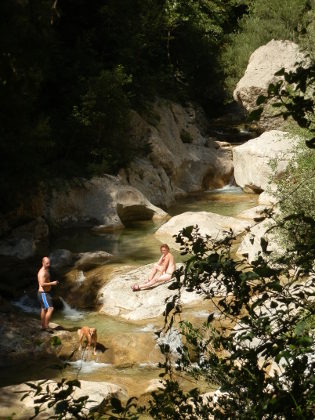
[38,272,58,287]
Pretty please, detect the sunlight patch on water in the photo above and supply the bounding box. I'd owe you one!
[68,360,111,374]
[60,297,84,320]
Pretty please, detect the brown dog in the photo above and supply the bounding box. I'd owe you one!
[78,326,97,355]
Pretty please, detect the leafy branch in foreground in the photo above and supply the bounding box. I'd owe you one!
[155,226,315,419]
[249,60,315,148]
[21,222,314,419]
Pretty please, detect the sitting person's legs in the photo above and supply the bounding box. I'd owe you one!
[132,272,172,291]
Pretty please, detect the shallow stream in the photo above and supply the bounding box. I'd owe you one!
[7,186,258,399]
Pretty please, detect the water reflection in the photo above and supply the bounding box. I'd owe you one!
[50,189,258,265]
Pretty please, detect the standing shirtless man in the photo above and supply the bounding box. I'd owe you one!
[37,257,58,331]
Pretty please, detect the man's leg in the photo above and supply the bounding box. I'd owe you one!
[41,309,46,329]
[44,307,54,329]
[139,273,171,290]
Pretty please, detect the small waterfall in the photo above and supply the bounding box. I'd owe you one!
[76,270,86,285]
[208,184,243,193]
[59,297,84,320]
[68,360,111,373]
[156,329,183,363]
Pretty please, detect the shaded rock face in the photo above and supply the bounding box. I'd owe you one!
[0,217,49,260]
[119,100,233,208]
[47,177,168,230]
[154,211,254,251]
[233,40,306,130]
[74,251,113,271]
[233,130,299,192]
[0,100,233,259]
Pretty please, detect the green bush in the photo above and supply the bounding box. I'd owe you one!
[221,0,314,96]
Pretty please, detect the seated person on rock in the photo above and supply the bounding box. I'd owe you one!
[132,244,176,291]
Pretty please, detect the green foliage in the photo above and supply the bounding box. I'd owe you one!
[269,142,315,270]
[0,0,247,212]
[248,61,315,270]
[153,226,315,419]
[71,67,132,175]
[50,336,62,348]
[221,0,315,95]
[249,61,315,141]
[20,378,90,419]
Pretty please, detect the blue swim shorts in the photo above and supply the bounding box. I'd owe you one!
[38,291,53,309]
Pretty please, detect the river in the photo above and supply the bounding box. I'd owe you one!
[5,186,258,405]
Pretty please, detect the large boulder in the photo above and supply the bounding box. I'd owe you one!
[233,40,306,130]
[119,100,233,208]
[0,217,49,259]
[47,176,167,230]
[75,251,113,271]
[98,263,202,320]
[115,185,167,223]
[233,130,299,192]
[154,211,253,251]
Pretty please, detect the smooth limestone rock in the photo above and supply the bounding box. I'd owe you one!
[47,176,168,230]
[236,205,270,221]
[233,39,306,130]
[233,130,299,192]
[154,211,253,251]
[119,100,233,208]
[98,263,202,320]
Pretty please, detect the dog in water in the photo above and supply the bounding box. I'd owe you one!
[78,326,97,355]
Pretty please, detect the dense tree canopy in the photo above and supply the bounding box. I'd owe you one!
[221,0,314,95]
[0,0,246,212]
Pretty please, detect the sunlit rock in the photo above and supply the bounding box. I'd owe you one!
[233,40,307,130]
[115,185,168,224]
[233,130,299,192]
[98,263,202,320]
[154,211,253,251]
[236,219,282,263]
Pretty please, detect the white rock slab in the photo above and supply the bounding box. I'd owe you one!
[154,211,253,250]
